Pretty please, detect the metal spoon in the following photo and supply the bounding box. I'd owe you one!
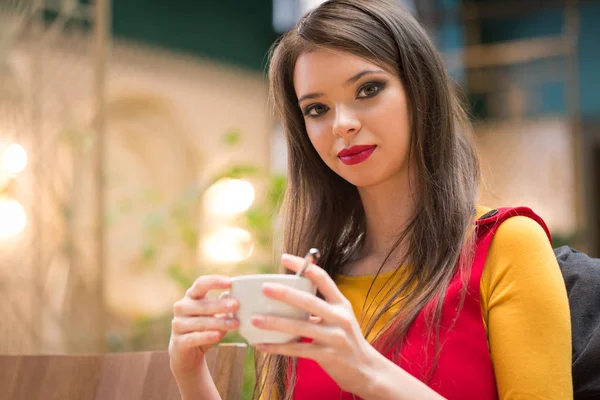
[296,248,320,277]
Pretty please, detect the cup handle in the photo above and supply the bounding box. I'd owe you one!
[219,291,235,319]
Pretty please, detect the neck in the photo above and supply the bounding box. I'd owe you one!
[357,172,417,261]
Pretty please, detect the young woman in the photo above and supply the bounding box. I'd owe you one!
[169,1,572,399]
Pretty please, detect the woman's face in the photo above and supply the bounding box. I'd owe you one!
[293,48,412,188]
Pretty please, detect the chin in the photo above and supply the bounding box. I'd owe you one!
[336,170,389,188]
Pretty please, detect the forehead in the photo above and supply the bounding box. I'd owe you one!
[293,49,385,95]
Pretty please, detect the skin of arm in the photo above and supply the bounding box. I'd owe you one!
[174,361,222,400]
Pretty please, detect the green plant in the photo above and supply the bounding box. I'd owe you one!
[162,163,286,291]
[106,129,285,281]
[106,130,286,399]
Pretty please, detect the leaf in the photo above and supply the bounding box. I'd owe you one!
[221,331,246,343]
[211,164,261,183]
[167,264,195,291]
[142,188,161,205]
[179,225,199,249]
[245,207,271,232]
[131,316,153,349]
[143,210,167,238]
[222,129,243,148]
[244,198,280,248]
[141,244,156,264]
[62,203,74,221]
[257,263,277,274]
[105,331,125,352]
[268,174,287,208]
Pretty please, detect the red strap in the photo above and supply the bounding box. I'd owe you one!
[291,206,551,400]
[475,206,552,261]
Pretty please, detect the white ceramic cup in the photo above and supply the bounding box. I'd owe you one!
[220,274,316,345]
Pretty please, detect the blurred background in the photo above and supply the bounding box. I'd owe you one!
[0,0,598,396]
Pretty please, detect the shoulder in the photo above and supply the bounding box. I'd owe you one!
[479,206,562,303]
[475,205,553,255]
[493,213,553,254]
[476,208,573,398]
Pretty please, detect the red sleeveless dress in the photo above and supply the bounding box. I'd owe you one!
[290,207,551,400]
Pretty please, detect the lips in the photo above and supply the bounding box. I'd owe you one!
[337,145,377,166]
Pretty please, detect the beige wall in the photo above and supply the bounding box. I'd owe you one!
[0,35,273,352]
[104,43,273,320]
[476,117,577,235]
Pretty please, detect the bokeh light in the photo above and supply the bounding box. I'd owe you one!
[203,178,255,217]
[0,199,27,238]
[201,226,254,263]
[2,144,28,175]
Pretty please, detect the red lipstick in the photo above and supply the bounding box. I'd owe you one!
[337,145,377,165]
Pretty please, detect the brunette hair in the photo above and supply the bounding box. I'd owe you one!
[255,1,480,398]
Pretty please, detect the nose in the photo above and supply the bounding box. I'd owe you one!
[332,106,361,138]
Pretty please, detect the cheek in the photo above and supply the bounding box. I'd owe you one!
[306,122,333,157]
[377,101,411,145]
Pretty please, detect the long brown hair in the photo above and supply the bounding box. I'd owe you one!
[255,1,481,398]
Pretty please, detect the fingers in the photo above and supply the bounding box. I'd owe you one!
[255,341,324,360]
[171,331,226,351]
[261,282,346,325]
[172,316,239,334]
[281,254,346,304]
[173,297,239,317]
[252,314,342,346]
[185,275,231,300]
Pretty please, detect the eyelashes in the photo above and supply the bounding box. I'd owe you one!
[302,81,387,118]
[303,103,330,117]
[356,81,386,99]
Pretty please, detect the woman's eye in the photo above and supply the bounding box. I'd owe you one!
[304,103,329,117]
[357,82,385,99]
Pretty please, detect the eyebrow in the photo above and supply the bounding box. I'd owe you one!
[297,69,386,105]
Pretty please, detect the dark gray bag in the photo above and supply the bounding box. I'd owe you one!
[554,246,600,399]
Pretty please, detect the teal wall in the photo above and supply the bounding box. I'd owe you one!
[579,2,600,118]
[104,0,598,117]
[477,4,600,118]
[111,0,277,71]
[479,8,564,42]
[433,1,599,119]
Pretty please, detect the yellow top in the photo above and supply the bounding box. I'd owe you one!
[337,206,573,399]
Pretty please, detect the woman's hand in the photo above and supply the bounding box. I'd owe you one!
[169,275,240,378]
[252,254,384,397]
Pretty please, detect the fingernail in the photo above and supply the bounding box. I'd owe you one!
[218,277,231,286]
[252,315,265,326]
[261,283,280,294]
[226,300,237,309]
